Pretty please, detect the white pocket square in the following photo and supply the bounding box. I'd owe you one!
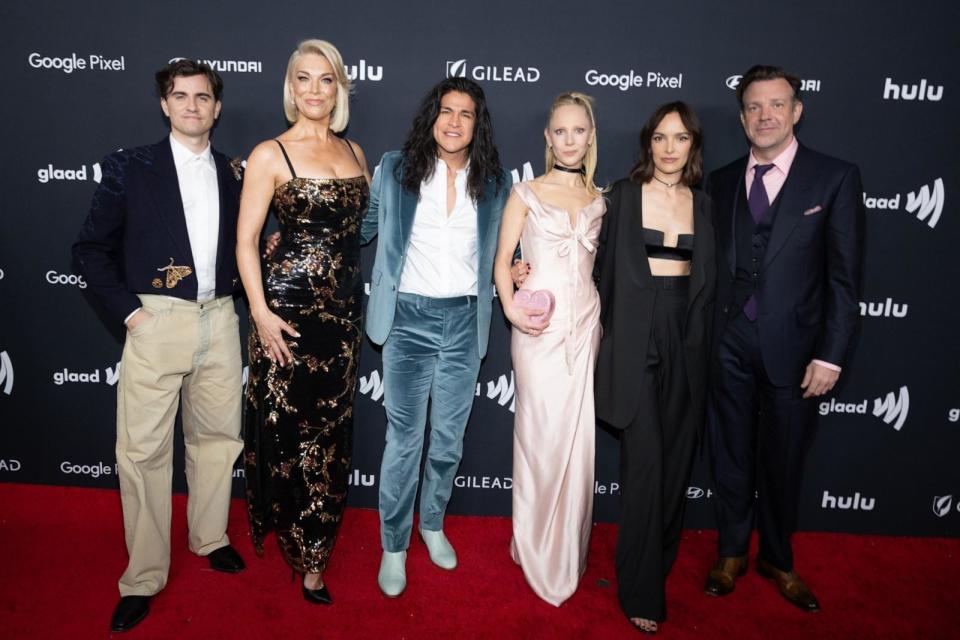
[803,205,823,216]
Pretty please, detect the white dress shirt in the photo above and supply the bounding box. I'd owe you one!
[169,134,220,303]
[398,159,478,297]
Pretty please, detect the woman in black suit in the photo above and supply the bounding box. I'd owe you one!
[594,102,716,634]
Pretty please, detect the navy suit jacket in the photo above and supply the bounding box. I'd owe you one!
[73,138,243,325]
[360,151,509,358]
[707,143,865,386]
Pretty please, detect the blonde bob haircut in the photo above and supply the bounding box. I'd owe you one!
[544,91,602,196]
[283,39,351,131]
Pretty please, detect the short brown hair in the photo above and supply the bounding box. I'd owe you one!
[736,65,801,109]
[155,59,223,101]
[629,101,704,187]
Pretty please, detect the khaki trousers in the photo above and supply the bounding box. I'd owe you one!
[116,294,243,597]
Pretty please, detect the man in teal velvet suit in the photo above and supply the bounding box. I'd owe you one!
[360,78,508,597]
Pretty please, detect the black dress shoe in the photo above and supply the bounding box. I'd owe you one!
[207,545,246,573]
[302,575,333,605]
[110,595,150,632]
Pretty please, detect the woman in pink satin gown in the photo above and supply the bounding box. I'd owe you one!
[493,92,606,606]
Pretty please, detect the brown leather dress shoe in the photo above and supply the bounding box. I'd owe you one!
[756,558,821,612]
[704,556,747,596]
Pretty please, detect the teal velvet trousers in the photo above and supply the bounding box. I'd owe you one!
[379,293,481,552]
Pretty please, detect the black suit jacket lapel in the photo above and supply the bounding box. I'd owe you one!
[212,150,233,275]
[764,145,816,268]
[686,190,708,318]
[625,181,654,289]
[146,139,194,266]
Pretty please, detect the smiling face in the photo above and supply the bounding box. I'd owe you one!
[160,74,221,140]
[432,90,476,163]
[544,103,594,169]
[740,78,803,161]
[650,111,691,178]
[288,53,338,124]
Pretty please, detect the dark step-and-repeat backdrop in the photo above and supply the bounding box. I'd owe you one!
[1,1,957,536]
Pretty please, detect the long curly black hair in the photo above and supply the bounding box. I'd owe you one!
[397,77,504,201]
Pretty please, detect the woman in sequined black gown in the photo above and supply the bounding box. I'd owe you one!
[236,39,370,603]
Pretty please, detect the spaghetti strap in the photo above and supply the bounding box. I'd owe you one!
[274,140,297,179]
[343,138,362,172]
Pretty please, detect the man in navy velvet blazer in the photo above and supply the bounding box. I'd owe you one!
[704,65,865,613]
[74,60,246,633]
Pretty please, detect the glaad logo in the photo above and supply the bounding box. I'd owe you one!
[359,370,385,403]
[346,60,382,82]
[481,372,515,412]
[586,69,683,91]
[446,59,540,83]
[872,386,909,431]
[818,386,909,431]
[859,298,908,318]
[882,77,944,102]
[822,490,875,511]
[38,160,105,184]
[169,57,262,73]
[52,362,121,386]
[932,495,956,518]
[863,178,945,228]
[726,75,821,92]
[46,270,87,288]
[28,52,125,73]
[511,162,534,184]
[0,351,13,395]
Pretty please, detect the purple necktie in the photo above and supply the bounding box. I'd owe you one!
[743,164,775,320]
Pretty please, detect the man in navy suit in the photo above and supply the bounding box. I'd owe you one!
[74,60,246,632]
[703,65,864,612]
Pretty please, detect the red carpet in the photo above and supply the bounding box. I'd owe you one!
[1,483,956,639]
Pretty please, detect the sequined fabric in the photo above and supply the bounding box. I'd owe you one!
[244,176,368,574]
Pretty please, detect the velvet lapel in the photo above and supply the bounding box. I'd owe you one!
[475,177,493,267]
[398,159,418,252]
[146,139,194,266]
[764,144,815,268]
[212,150,232,276]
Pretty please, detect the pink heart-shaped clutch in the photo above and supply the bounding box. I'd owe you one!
[513,289,556,327]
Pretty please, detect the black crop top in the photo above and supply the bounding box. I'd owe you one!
[643,227,694,261]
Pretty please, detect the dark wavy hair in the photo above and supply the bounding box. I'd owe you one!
[629,101,704,187]
[397,77,504,201]
[736,65,802,109]
[155,59,223,101]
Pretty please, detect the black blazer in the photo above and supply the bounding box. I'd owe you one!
[73,138,243,325]
[594,179,716,429]
[707,144,865,386]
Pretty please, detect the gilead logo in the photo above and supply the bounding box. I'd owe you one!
[446,59,540,82]
[0,460,22,471]
[932,495,954,518]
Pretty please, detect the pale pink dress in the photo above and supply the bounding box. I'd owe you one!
[509,182,605,606]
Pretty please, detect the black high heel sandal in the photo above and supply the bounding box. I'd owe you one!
[292,568,333,605]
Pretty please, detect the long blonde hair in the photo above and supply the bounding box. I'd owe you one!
[544,92,602,195]
[282,39,351,131]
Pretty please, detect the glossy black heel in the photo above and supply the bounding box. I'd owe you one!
[292,569,333,605]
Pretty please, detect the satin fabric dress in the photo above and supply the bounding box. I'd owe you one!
[509,181,605,606]
[244,167,369,575]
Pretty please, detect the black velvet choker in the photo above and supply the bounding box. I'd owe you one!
[552,163,585,174]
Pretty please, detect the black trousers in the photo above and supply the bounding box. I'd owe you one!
[709,311,817,572]
[617,278,699,622]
